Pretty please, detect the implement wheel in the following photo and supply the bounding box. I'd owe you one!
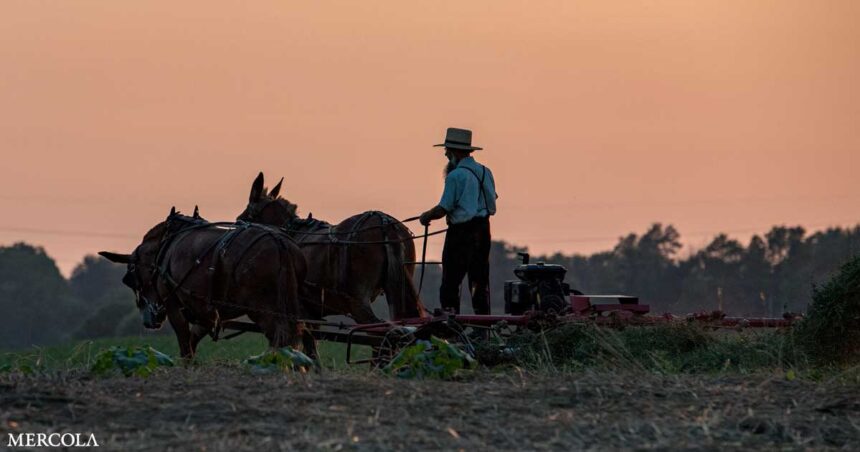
[370,327,418,369]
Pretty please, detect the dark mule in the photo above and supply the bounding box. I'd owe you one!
[100,208,314,359]
[237,172,427,323]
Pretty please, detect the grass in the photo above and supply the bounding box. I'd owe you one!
[501,322,816,375]
[0,324,853,383]
[497,257,860,375]
[6,251,860,379]
[0,332,371,374]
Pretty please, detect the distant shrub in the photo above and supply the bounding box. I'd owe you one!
[795,255,860,365]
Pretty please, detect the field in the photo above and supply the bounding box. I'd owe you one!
[2,333,860,450]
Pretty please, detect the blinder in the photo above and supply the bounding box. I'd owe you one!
[121,252,167,323]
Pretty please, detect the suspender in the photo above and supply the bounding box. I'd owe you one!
[457,165,490,214]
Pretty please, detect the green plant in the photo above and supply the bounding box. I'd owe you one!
[383,336,477,379]
[244,347,315,374]
[90,346,174,377]
[795,255,860,365]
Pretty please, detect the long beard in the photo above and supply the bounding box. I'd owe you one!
[444,159,458,178]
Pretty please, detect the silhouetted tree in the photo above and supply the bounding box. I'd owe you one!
[0,243,82,348]
[4,222,858,347]
[69,254,158,339]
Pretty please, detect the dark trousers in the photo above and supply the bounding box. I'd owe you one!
[440,217,491,315]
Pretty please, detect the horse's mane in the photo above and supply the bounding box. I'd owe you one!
[142,211,208,243]
[260,196,306,220]
[289,215,331,232]
[265,194,298,210]
[259,196,335,231]
[142,221,168,242]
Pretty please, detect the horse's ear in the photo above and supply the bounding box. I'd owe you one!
[99,251,132,264]
[170,206,176,216]
[193,205,200,219]
[250,172,265,202]
[269,177,284,199]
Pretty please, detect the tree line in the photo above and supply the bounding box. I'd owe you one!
[416,223,860,317]
[0,244,147,349]
[1,223,858,349]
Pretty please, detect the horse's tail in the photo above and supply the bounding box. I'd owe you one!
[383,221,427,319]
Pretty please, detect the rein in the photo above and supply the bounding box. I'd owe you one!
[289,227,447,246]
[133,220,221,317]
[247,198,447,246]
[249,196,426,236]
[145,218,281,319]
[154,223,244,304]
[418,224,429,295]
[279,215,423,236]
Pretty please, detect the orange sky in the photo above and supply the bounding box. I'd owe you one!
[1,1,858,275]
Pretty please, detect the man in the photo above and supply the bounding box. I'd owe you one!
[420,127,497,315]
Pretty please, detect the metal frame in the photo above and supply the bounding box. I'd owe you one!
[218,294,799,366]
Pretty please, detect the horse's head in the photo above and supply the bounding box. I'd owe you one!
[237,172,298,226]
[99,213,175,329]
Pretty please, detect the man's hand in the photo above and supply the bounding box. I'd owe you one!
[419,211,433,226]
[419,206,447,226]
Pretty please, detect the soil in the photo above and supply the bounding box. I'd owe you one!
[1,368,859,451]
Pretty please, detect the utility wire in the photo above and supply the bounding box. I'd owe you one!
[0,225,138,239]
[490,220,860,244]
[1,219,857,244]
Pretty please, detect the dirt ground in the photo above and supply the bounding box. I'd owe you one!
[1,368,859,451]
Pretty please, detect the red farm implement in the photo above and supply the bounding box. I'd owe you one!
[220,252,797,366]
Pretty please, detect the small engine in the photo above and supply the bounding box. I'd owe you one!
[504,253,575,315]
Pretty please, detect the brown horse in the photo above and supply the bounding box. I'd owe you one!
[100,208,314,359]
[237,172,427,323]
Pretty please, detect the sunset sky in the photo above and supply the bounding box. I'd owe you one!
[1,1,858,276]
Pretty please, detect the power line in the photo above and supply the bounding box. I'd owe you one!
[2,192,858,210]
[506,220,860,244]
[0,225,138,239]
[1,219,857,246]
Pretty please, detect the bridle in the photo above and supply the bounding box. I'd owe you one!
[125,256,168,321]
[125,215,209,322]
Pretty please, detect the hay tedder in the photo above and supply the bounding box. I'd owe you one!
[221,252,797,366]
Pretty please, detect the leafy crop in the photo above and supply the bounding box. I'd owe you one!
[90,346,174,377]
[384,336,476,379]
[244,347,315,374]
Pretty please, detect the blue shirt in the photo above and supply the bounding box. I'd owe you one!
[438,156,498,224]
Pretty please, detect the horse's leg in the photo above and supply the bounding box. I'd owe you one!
[189,324,209,357]
[398,224,428,318]
[382,240,426,319]
[249,292,296,349]
[350,299,384,324]
[166,303,193,360]
[301,327,319,361]
[248,311,292,348]
[323,288,382,323]
[321,271,381,323]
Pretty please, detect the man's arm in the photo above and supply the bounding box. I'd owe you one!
[422,169,460,226]
[419,205,447,226]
